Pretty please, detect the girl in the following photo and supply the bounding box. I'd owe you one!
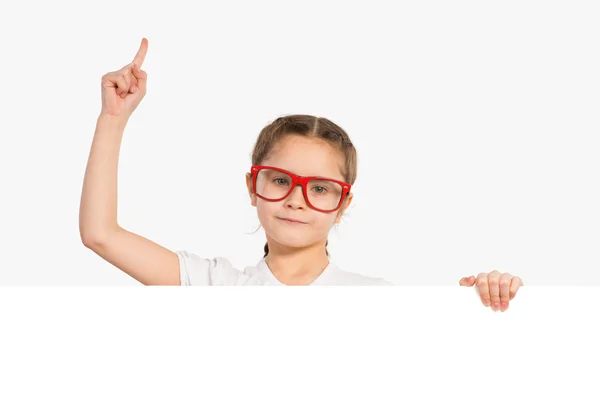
[79,38,523,311]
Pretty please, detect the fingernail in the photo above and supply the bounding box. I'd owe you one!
[493,302,500,310]
[501,302,508,311]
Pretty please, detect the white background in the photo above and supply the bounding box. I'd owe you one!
[1,0,598,285]
[1,1,599,397]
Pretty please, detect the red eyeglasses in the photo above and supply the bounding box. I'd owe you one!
[250,165,352,213]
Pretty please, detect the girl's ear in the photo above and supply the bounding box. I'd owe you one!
[246,173,257,207]
[335,193,353,224]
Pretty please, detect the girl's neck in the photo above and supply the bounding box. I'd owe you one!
[264,239,329,285]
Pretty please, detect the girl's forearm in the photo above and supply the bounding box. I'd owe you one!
[79,113,128,244]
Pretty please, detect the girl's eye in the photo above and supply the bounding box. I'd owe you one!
[274,178,289,186]
[312,186,327,194]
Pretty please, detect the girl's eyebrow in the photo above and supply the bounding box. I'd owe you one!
[268,165,344,181]
[297,171,337,178]
[306,173,347,183]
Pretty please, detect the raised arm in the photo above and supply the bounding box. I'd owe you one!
[79,38,180,285]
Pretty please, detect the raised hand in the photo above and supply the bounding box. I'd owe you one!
[100,38,149,119]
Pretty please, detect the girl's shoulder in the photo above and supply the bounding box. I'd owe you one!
[176,250,269,286]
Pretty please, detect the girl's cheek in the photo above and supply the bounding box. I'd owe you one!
[314,214,336,233]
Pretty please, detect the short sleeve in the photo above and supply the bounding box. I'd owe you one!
[175,250,266,286]
[176,251,214,285]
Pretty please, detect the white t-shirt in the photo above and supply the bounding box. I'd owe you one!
[176,251,393,286]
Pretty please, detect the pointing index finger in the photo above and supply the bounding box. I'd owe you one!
[132,38,148,68]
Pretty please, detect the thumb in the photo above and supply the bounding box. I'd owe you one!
[131,63,147,93]
[459,276,475,286]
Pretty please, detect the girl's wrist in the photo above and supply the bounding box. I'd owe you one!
[97,112,129,130]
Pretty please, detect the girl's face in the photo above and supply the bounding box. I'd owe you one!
[246,135,353,251]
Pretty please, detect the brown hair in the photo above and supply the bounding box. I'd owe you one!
[250,114,358,258]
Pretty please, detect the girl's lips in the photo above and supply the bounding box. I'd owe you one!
[277,217,307,224]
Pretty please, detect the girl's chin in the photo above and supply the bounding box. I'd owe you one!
[266,233,314,250]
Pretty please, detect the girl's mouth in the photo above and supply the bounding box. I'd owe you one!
[277,217,307,224]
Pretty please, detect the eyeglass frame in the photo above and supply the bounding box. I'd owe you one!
[250,165,352,213]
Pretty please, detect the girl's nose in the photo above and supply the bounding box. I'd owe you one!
[285,185,307,209]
